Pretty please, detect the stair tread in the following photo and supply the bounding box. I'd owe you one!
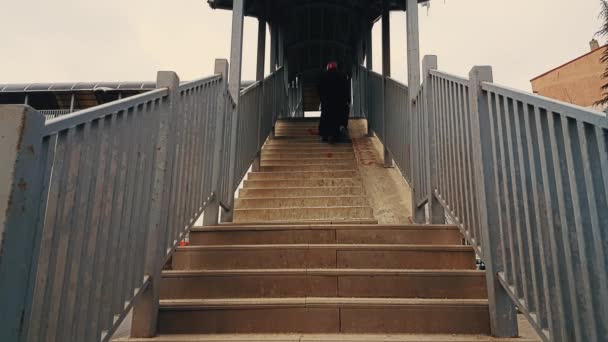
[159,297,489,308]
[176,244,474,251]
[117,333,539,342]
[217,219,379,225]
[234,206,373,211]
[192,224,459,232]
[162,269,485,277]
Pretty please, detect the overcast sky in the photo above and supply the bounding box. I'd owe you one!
[0,0,603,91]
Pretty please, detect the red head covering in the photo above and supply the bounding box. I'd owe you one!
[326,61,338,71]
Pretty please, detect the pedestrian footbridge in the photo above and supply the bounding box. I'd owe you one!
[0,1,607,342]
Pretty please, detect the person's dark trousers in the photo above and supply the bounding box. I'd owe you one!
[341,103,350,129]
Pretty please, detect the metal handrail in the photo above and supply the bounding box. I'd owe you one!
[0,71,226,342]
[360,57,608,341]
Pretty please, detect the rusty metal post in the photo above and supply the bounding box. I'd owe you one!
[0,105,46,342]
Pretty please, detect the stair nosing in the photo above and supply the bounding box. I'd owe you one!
[162,269,485,277]
[191,224,460,232]
[159,297,490,310]
[241,186,363,190]
[175,244,474,252]
[233,206,374,212]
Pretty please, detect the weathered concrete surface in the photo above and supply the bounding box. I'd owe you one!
[348,119,413,224]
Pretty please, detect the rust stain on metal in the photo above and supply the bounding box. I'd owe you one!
[17,179,28,192]
[15,113,27,151]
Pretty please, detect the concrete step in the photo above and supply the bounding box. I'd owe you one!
[188,225,464,246]
[261,152,355,159]
[234,196,369,209]
[233,207,375,223]
[239,187,364,198]
[274,129,319,136]
[260,159,357,166]
[243,179,362,189]
[156,298,490,335]
[259,165,357,172]
[247,171,358,180]
[262,146,354,152]
[272,135,320,140]
[265,140,351,146]
[160,269,487,299]
[171,244,476,270]
[118,333,539,342]
[117,329,540,342]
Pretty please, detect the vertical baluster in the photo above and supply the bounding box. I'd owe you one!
[502,97,527,303]
[45,127,81,342]
[492,94,518,295]
[123,103,151,314]
[113,107,142,320]
[81,115,114,341]
[521,104,555,337]
[543,111,584,341]
[100,111,130,332]
[437,78,448,205]
[58,122,95,341]
[454,83,466,225]
[512,101,542,324]
[583,124,608,340]
[532,106,572,340]
[560,116,598,342]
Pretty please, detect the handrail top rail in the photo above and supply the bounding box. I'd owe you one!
[240,80,262,96]
[385,76,409,90]
[481,81,608,128]
[239,66,285,97]
[429,69,469,86]
[44,87,169,135]
[368,69,384,79]
[179,74,222,93]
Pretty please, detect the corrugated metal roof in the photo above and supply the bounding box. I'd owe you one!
[0,81,156,93]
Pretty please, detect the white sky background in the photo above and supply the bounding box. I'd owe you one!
[0,0,603,91]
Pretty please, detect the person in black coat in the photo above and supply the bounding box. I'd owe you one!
[318,61,351,142]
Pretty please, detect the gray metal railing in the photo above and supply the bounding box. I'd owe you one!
[40,109,74,119]
[364,69,412,182]
[367,70,385,141]
[288,78,304,118]
[0,66,239,341]
[384,77,411,182]
[362,56,608,341]
[221,67,288,209]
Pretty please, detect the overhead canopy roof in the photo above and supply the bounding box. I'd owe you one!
[208,0,428,81]
[207,0,428,22]
[209,0,428,110]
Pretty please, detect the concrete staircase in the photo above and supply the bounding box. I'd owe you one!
[233,120,376,224]
[118,120,538,341]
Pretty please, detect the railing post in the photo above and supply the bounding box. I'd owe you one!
[381,1,393,168]
[468,66,518,337]
[220,0,245,223]
[0,105,45,342]
[131,71,179,338]
[204,59,229,226]
[423,55,444,224]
